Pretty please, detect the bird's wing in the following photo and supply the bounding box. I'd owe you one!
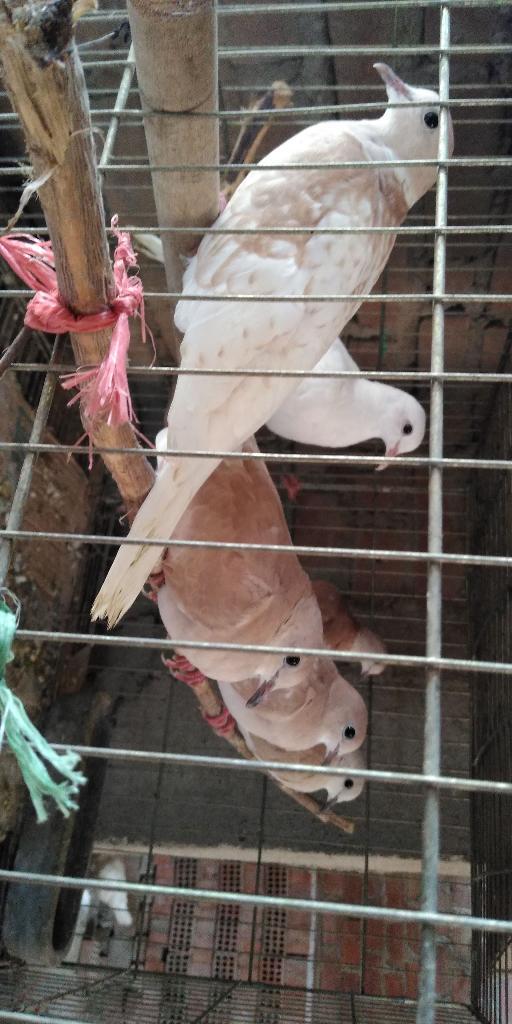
[93,127,398,625]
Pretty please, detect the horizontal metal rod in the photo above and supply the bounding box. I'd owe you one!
[0,96,506,122]
[0,1014,86,1024]
[8,363,512,385]
[0,288,509,305]
[79,44,512,67]
[0,441,510,472]
[6,222,512,236]
[79,0,512,18]
[0,867,509,934]
[1,157,511,174]
[1,528,510,569]
[49,743,512,795]
[13,628,512,676]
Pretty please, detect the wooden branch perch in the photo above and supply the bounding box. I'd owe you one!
[0,0,154,516]
[128,0,220,361]
[223,81,293,201]
[164,664,354,835]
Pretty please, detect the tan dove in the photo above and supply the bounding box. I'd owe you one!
[93,64,453,626]
[217,672,365,756]
[243,733,366,807]
[156,436,367,751]
[312,579,386,676]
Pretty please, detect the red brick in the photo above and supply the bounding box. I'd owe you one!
[388,937,408,966]
[282,961,308,988]
[364,967,384,997]
[319,963,343,991]
[318,870,362,903]
[286,928,311,957]
[367,876,385,903]
[287,868,311,896]
[405,971,420,999]
[154,858,173,883]
[287,910,311,932]
[385,877,408,908]
[450,975,471,1004]
[338,969,361,992]
[340,934,361,967]
[152,896,172,915]
[145,958,164,973]
[384,972,407,998]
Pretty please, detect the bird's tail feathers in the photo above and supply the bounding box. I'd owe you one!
[352,625,387,676]
[92,454,219,628]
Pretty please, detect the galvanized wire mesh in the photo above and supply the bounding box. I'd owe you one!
[0,0,511,1022]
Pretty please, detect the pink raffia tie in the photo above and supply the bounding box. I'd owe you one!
[0,216,148,433]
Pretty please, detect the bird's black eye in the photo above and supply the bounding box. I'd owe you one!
[285,655,301,667]
[344,779,354,789]
[424,111,438,129]
[344,725,356,740]
[403,422,413,435]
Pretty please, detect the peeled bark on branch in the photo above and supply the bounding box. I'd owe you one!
[0,0,154,515]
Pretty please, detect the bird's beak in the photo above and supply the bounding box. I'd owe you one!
[246,679,274,708]
[373,63,413,103]
[322,745,339,766]
[375,440,400,472]
[318,794,338,812]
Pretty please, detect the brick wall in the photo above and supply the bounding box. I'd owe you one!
[72,852,471,1006]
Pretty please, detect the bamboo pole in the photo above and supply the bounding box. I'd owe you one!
[128,0,220,361]
[0,0,154,516]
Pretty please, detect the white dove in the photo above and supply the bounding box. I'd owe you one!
[267,338,426,462]
[133,242,425,463]
[93,63,453,626]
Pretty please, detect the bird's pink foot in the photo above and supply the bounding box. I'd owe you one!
[281,473,302,502]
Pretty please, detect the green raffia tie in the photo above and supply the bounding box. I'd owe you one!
[0,591,86,824]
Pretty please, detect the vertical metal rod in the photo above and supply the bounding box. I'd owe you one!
[0,337,61,588]
[304,867,318,1023]
[416,6,451,1023]
[98,44,136,175]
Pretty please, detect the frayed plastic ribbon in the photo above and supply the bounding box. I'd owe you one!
[0,590,86,824]
[0,215,149,433]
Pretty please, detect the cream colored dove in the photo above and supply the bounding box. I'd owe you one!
[243,733,366,807]
[155,435,367,752]
[267,338,426,464]
[93,63,453,626]
[312,579,386,676]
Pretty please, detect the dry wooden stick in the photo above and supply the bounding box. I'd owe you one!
[222,81,293,201]
[0,0,154,516]
[128,0,220,361]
